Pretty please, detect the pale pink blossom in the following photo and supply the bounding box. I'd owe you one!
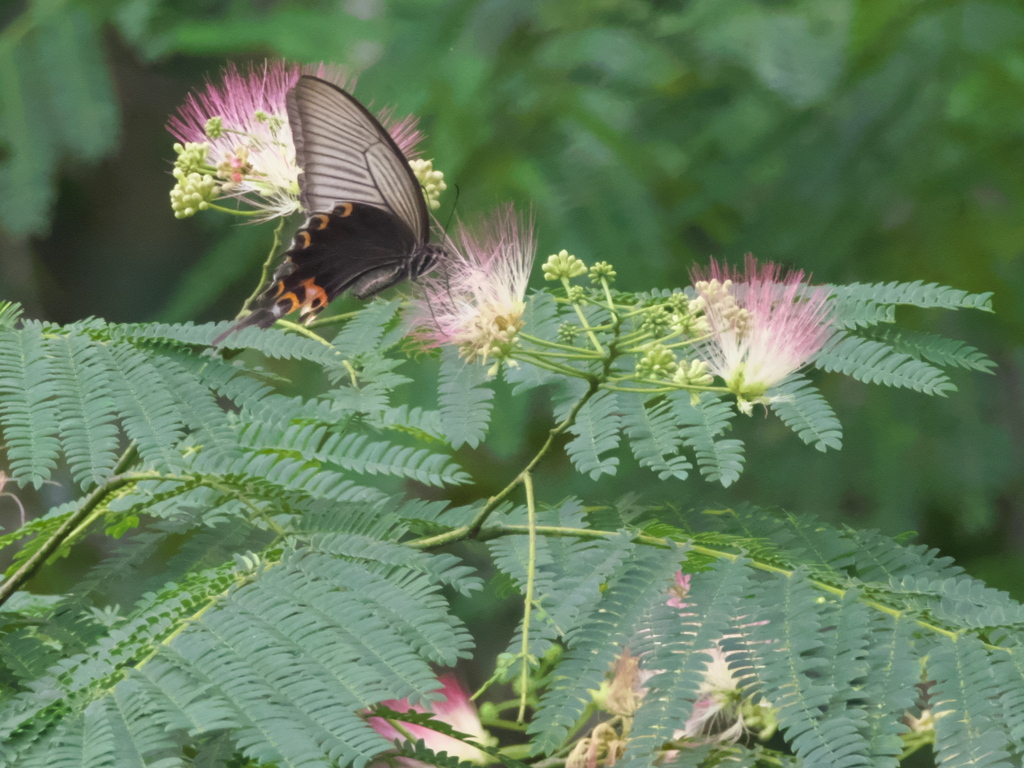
[667,572,691,609]
[596,571,771,761]
[369,674,494,767]
[677,645,747,743]
[167,61,423,220]
[690,254,833,413]
[408,206,535,366]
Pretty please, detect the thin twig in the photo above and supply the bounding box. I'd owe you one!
[0,445,139,608]
[517,471,538,723]
[238,218,287,317]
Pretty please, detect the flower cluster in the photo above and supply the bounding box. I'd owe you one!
[170,63,835,434]
[409,158,448,210]
[368,675,495,768]
[407,206,534,371]
[166,61,432,220]
[690,254,833,413]
[578,571,777,768]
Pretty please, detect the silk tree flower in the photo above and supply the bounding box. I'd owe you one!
[677,645,747,743]
[690,254,833,414]
[368,674,494,767]
[595,571,773,761]
[407,206,535,369]
[166,60,424,220]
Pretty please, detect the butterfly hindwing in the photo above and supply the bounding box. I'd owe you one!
[262,202,419,321]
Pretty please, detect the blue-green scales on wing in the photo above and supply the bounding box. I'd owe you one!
[214,75,445,345]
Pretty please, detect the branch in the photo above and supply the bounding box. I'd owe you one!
[0,445,139,608]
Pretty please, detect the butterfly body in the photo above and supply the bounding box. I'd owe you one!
[214,76,444,345]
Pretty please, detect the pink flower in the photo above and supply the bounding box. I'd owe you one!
[690,254,833,413]
[167,61,423,220]
[667,572,691,609]
[408,206,535,367]
[369,675,494,766]
[677,645,746,743]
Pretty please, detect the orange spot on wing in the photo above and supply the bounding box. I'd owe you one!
[296,231,312,249]
[298,277,330,318]
[336,202,353,217]
[311,214,329,230]
[277,292,300,315]
[272,281,286,298]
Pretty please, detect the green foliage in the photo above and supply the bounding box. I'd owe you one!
[439,349,494,450]
[0,1,118,235]
[768,375,843,452]
[1,1,1021,762]
[0,283,1017,767]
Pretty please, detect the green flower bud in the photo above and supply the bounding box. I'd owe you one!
[409,158,447,210]
[173,141,211,176]
[566,285,586,303]
[204,117,224,139]
[542,249,588,280]
[557,323,580,343]
[170,171,219,218]
[667,292,690,313]
[673,359,713,386]
[635,344,678,379]
[589,261,616,284]
[641,305,671,335]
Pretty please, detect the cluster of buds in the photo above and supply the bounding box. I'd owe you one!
[409,158,448,210]
[169,143,218,218]
[665,291,710,337]
[543,250,589,281]
[635,344,678,379]
[170,168,218,219]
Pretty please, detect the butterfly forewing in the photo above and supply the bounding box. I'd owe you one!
[287,76,429,240]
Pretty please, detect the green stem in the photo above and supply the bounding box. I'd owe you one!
[239,218,287,317]
[518,471,538,723]
[475,523,968,645]
[517,348,602,361]
[562,278,605,355]
[512,353,591,379]
[407,382,599,549]
[0,445,139,608]
[600,278,618,318]
[305,310,360,330]
[518,333,602,356]
[206,204,263,217]
[275,319,335,347]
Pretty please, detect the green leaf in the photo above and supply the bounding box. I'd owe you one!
[565,389,620,479]
[815,333,955,395]
[929,635,1014,768]
[438,348,494,450]
[620,393,692,480]
[671,392,744,487]
[0,324,60,487]
[769,375,842,452]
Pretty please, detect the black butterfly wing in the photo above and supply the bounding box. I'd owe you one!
[211,203,419,345]
[213,77,439,346]
[287,75,429,241]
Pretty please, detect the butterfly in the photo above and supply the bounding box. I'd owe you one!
[214,75,445,345]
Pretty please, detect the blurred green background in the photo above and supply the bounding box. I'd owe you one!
[1,0,1023,597]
